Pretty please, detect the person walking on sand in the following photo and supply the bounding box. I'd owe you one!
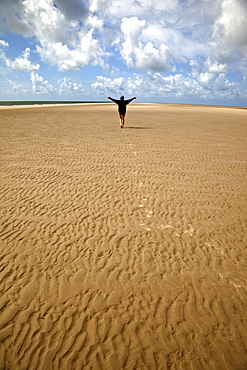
[108,96,137,128]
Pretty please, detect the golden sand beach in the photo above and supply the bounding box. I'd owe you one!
[0,103,247,369]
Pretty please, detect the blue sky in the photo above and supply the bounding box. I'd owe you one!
[0,0,247,105]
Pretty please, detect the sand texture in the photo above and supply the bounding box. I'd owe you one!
[0,103,247,369]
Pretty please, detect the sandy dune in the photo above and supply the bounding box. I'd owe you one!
[0,103,247,369]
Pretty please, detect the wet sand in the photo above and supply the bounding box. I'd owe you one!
[0,103,247,369]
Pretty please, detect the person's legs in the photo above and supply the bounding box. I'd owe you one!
[119,114,125,128]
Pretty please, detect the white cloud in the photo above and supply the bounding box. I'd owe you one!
[198,72,214,84]
[204,58,227,73]
[0,0,246,104]
[30,71,55,94]
[92,76,125,94]
[104,0,179,20]
[6,79,29,95]
[0,40,9,48]
[0,0,109,72]
[22,0,76,44]
[214,0,247,46]
[36,30,109,72]
[1,0,246,73]
[58,77,87,94]
[91,71,245,102]
[90,0,106,13]
[120,17,172,71]
[4,47,40,71]
[142,26,207,60]
[212,0,247,61]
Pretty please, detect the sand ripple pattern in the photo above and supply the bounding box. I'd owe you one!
[1,104,247,369]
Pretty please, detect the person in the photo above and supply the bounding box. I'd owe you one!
[108,95,137,128]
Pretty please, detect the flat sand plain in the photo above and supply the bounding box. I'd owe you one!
[0,103,247,370]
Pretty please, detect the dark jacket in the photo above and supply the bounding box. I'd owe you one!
[109,97,135,114]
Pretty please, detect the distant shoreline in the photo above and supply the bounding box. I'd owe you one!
[0,101,108,106]
[0,101,246,110]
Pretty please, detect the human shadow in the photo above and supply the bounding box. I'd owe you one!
[125,126,149,129]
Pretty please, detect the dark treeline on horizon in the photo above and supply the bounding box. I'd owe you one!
[0,101,108,106]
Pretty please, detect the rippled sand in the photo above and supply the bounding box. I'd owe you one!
[0,103,247,369]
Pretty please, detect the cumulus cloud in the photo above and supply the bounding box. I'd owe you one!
[204,58,227,73]
[213,0,247,46]
[30,72,55,94]
[198,72,214,84]
[36,30,108,72]
[0,0,109,72]
[92,76,125,94]
[0,0,246,104]
[120,17,172,71]
[90,0,106,13]
[7,78,29,94]
[211,0,247,61]
[105,0,179,20]
[106,0,218,63]
[0,40,9,66]
[142,26,207,61]
[91,71,245,102]
[4,48,40,71]
[58,77,87,94]
[0,40,9,48]
[1,0,246,73]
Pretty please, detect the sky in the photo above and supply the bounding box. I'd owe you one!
[0,0,247,105]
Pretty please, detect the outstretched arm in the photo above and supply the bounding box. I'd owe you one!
[125,97,137,104]
[108,97,117,103]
